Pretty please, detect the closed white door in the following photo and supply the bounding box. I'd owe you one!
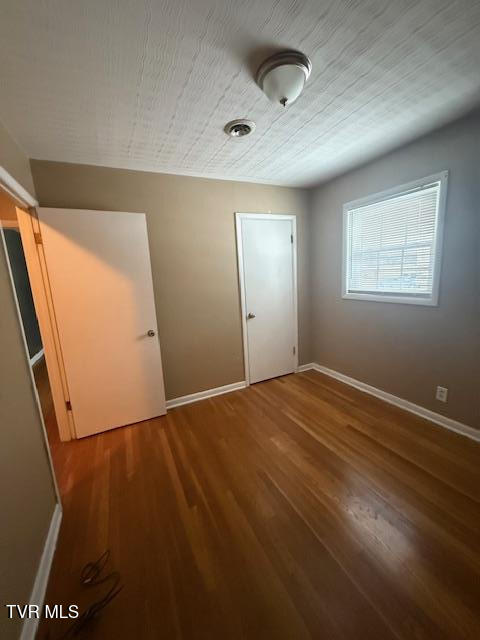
[37,208,166,438]
[237,214,297,384]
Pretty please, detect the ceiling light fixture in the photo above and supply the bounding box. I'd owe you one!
[224,119,256,137]
[256,50,312,107]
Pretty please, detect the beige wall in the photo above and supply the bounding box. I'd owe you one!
[310,109,480,429]
[26,112,480,430]
[30,161,311,400]
[0,129,57,639]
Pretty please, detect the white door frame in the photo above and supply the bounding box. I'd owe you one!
[0,165,62,504]
[17,206,76,442]
[235,212,298,386]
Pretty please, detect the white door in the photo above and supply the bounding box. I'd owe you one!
[237,214,297,384]
[37,208,166,438]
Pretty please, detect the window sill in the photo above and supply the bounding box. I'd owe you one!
[342,292,438,306]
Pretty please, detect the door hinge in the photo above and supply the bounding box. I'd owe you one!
[66,400,72,411]
[290,233,293,244]
[293,346,296,355]
[34,232,42,244]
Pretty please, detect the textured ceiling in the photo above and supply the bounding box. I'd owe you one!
[1,0,480,187]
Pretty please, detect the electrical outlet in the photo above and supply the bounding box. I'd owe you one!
[436,386,448,403]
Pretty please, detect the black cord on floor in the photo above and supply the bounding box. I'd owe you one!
[44,550,124,639]
[80,550,112,586]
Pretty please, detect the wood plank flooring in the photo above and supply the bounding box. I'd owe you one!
[38,369,480,639]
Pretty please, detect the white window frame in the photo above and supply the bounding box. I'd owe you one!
[342,171,448,306]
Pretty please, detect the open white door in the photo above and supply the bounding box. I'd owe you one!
[37,208,166,438]
[236,213,298,385]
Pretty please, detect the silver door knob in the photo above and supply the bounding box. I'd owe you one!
[147,329,156,337]
[247,312,256,319]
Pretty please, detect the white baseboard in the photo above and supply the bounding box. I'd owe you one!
[20,503,62,640]
[164,365,478,442]
[166,381,247,409]
[297,363,479,442]
[29,348,44,367]
[295,363,316,373]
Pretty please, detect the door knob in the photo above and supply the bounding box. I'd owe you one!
[147,329,156,337]
[247,312,256,319]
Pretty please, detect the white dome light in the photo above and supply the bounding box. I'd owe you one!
[256,51,312,107]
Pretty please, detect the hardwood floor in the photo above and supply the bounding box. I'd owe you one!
[38,370,480,639]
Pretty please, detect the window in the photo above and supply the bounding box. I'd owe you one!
[342,172,447,305]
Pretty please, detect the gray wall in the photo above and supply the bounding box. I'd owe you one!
[0,121,57,640]
[0,120,35,196]
[30,161,312,400]
[310,109,480,429]
[31,110,479,426]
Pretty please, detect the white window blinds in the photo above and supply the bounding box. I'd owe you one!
[345,181,442,300]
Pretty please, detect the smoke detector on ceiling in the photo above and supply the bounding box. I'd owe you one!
[256,50,312,107]
[224,119,256,137]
